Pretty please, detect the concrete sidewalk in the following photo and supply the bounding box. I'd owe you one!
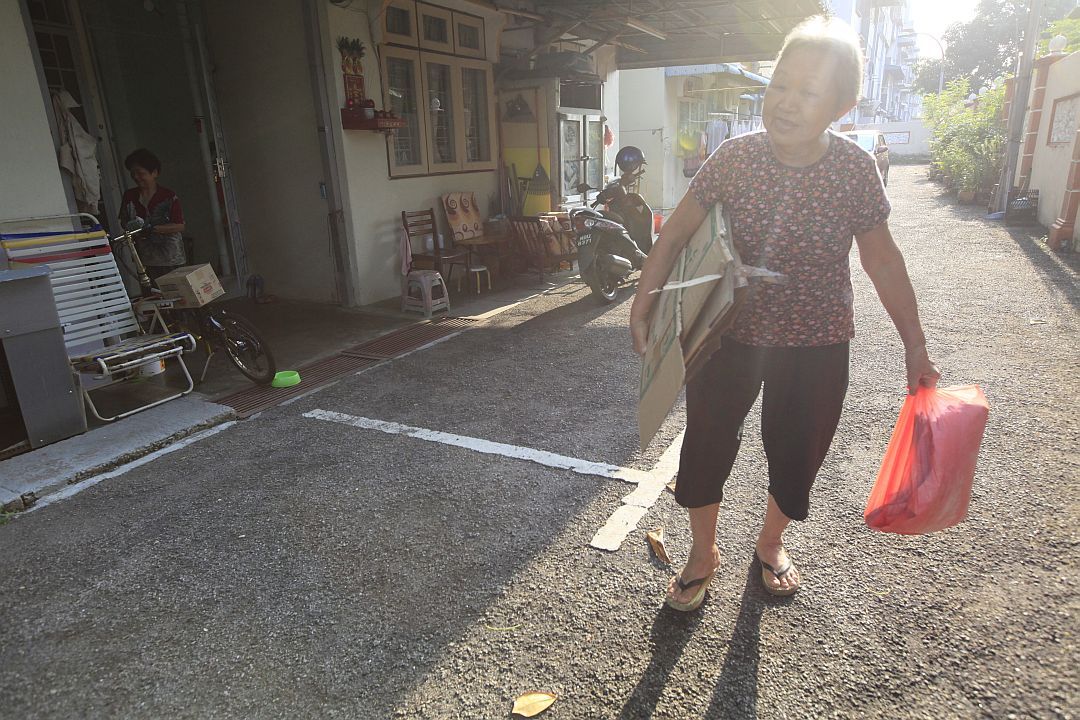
[0,396,233,510]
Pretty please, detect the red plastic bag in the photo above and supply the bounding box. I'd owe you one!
[864,385,989,534]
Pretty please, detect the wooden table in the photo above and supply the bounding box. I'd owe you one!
[455,233,512,278]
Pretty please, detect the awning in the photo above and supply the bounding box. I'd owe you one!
[664,63,770,86]
[493,0,827,70]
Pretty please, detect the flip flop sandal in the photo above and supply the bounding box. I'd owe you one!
[758,554,800,597]
[664,569,718,612]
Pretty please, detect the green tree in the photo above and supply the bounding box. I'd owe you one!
[937,0,1075,91]
[914,57,943,94]
[923,79,1007,193]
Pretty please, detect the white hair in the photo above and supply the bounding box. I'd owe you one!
[777,15,864,110]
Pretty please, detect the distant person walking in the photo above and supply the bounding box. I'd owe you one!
[629,16,940,610]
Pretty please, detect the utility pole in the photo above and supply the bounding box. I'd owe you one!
[996,0,1044,215]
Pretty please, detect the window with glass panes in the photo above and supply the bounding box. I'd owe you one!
[461,67,491,163]
[386,54,424,171]
[379,15,495,177]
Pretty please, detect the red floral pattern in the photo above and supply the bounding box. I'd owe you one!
[689,131,890,347]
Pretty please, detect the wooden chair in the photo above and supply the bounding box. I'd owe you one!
[0,214,197,422]
[508,216,577,281]
[401,209,468,288]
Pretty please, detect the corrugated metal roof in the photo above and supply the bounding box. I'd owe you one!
[517,0,827,70]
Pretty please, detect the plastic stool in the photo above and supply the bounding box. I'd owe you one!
[468,264,491,294]
[401,270,450,318]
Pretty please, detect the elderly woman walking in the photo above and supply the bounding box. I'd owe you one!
[629,17,940,610]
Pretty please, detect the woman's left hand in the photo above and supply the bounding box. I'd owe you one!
[905,344,940,395]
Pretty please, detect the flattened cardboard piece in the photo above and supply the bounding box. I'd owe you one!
[683,285,746,382]
[638,313,685,453]
[639,205,739,450]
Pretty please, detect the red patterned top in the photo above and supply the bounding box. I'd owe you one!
[689,130,890,347]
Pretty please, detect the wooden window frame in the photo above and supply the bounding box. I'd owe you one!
[418,3,455,54]
[381,47,497,177]
[421,53,460,173]
[452,12,486,59]
[383,0,419,48]
[458,57,497,172]
[381,46,429,177]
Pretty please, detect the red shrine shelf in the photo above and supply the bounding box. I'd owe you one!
[340,109,407,131]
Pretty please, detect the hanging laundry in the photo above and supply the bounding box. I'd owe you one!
[51,90,101,212]
[706,119,729,155]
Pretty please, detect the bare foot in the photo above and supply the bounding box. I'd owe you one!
[666,545,722,606]
[754,540,800,594]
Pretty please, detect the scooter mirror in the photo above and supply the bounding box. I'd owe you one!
[125,217,146,233]
[576,182,592,194]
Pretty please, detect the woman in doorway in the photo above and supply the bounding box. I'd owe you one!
[629,17,939,609]
[119,148,186,279]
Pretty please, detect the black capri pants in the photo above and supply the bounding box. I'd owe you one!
[675,337,849,521]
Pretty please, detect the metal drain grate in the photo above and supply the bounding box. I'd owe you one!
[218,354,381,417]
[341,317,477,359]
[217,317,477,417]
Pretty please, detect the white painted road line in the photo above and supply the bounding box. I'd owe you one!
[23,421,239,514]
[303,409,684,551]
[590,431,683,551]
[304,409,641,481]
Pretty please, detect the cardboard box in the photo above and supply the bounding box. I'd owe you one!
[156,264,225,308]
[638,205,744,450]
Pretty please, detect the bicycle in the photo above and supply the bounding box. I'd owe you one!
[110,218,277,385]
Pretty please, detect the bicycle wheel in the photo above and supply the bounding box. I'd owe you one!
[209,310,276,384]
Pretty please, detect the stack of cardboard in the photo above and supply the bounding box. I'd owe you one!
[638,206,745,450]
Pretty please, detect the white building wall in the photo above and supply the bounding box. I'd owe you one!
[597,46,621,183]
[1029,52,1080,230]
[0,2,70,228]
[618,69,668,211]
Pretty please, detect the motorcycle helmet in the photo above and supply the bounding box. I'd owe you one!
[615,145,646,175]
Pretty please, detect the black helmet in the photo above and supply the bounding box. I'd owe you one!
[615,146,645,174]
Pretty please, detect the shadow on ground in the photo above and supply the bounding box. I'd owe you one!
[614,561,797,720]
[1001,226,1080,312]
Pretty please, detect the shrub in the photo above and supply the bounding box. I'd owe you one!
[923,79,1007,192]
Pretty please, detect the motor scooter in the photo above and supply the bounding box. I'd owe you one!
[570,146,654,303]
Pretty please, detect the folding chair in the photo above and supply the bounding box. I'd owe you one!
[0,214,196,422]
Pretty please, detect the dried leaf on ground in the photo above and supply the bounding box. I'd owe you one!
[666,478,676,493]
[512,692,556,717]
[646,527,671,564]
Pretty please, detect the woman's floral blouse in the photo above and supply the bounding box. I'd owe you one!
[689,130,890,347]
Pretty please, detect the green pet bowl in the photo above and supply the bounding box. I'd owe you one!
[271,370,301,388]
